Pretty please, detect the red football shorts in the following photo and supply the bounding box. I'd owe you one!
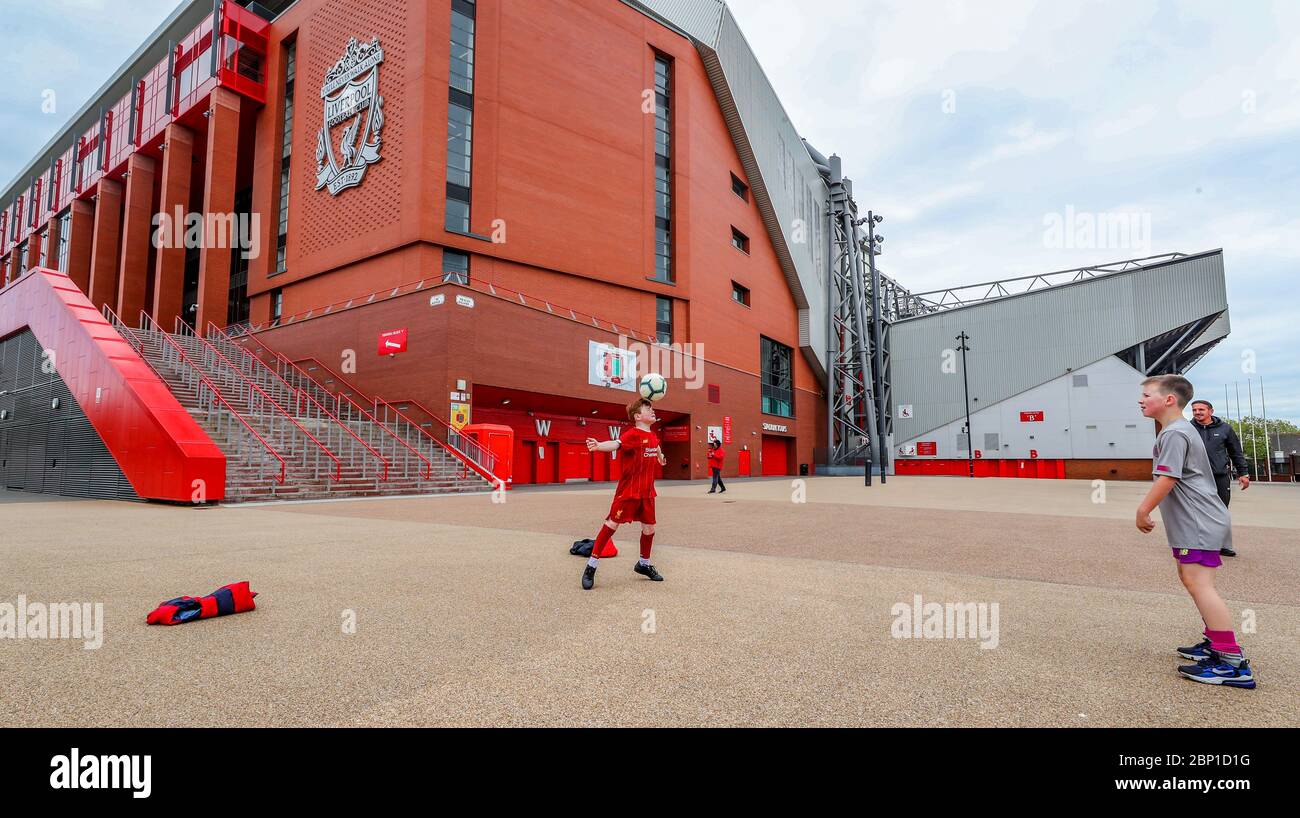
[607,495,656,525]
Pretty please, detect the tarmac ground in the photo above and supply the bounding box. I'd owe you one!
[1,476,1296,727]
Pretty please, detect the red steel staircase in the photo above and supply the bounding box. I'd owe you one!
[105,309,496,502]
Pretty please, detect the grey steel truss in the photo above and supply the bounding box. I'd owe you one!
[907,252,1189,312]
[823,155,897,475]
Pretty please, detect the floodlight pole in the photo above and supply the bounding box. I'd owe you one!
[957,331,973,478]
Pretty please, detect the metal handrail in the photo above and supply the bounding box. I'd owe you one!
[375,396,498,486]
[170,316,343,482]
[103,305,287,486]
[236,333,433,481]
[204,321,391,482]
[239,337,489,487]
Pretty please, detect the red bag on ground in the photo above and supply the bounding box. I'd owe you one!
[146,581,258,625]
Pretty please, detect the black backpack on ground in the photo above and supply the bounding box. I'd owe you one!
[570,538,595,557]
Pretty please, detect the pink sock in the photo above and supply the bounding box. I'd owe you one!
[1205,629,1241,655]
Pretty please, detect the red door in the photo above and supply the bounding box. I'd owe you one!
[761,435,790,476]
[737,449,751,477]
[535,442,558,483]
[514,439,537,484]
[560,443,590,481]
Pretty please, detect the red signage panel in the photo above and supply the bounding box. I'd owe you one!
[916,441,937,456]
[1020,411,1044,422]
[378,328,408,356]
[661,426,689,443]
[722,416,733,444]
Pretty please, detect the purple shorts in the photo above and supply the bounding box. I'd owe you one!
[1171,547,1223,568]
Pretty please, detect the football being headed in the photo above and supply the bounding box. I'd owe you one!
[639,372,668,402]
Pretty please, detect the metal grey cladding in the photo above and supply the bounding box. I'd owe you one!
[889,250,1229,444]
[627,0,831,378]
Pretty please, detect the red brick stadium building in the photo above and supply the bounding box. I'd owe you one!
[0,0,828,496]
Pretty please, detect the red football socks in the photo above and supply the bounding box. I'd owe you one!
[593,525,616,558]
[639,531,654,560]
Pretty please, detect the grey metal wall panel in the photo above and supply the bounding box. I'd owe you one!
[0,330,138,500]
[891,251,1228,442]
[625,0,725,42]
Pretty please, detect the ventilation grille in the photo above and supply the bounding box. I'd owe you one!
[0,330,138,500]
[1072,374,1088,387]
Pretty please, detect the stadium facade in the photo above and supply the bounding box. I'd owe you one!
[0,0,1231,502]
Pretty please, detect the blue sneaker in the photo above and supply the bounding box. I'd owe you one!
[1178,656,1256,689]
[1177,638,1213,661]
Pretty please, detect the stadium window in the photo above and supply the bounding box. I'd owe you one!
[56,210,70,272]
[38,230,49,267]
[443,249,470,284]
[656,296,672,345]
[730,172,748,201]
[275,39,296,276]
[731,226,749,254]
[731,281,750,307]
[17,242,29,277]
[270,288,283,323]
[446,1,476,232]
[760,336,794,418]
[651,54,673,283]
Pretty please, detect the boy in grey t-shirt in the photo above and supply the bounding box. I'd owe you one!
[1137,375,1255,688]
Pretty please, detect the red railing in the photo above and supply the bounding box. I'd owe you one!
[376,396,500,486]
[237,334,435,481]
[174,316,344,482]
[205,321,391,483]
[228,325,496,488]
[104,304,287,486]
[267,347,498,485]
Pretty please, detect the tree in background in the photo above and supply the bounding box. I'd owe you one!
[1225,416,1300,478]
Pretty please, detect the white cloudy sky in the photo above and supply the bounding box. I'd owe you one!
[727,0,1300,424]
[2,0,1297,423]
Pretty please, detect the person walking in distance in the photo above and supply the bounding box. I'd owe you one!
[1190,399,1249,557]
[707,438,726,494]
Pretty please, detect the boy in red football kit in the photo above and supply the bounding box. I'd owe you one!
[581,398,666,590]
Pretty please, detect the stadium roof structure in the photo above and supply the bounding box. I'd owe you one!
[888,249,1230,443]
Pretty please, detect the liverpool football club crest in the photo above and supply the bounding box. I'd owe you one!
[316,36,385,196]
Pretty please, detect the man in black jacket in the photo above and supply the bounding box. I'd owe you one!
[1191,400,1250,556]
